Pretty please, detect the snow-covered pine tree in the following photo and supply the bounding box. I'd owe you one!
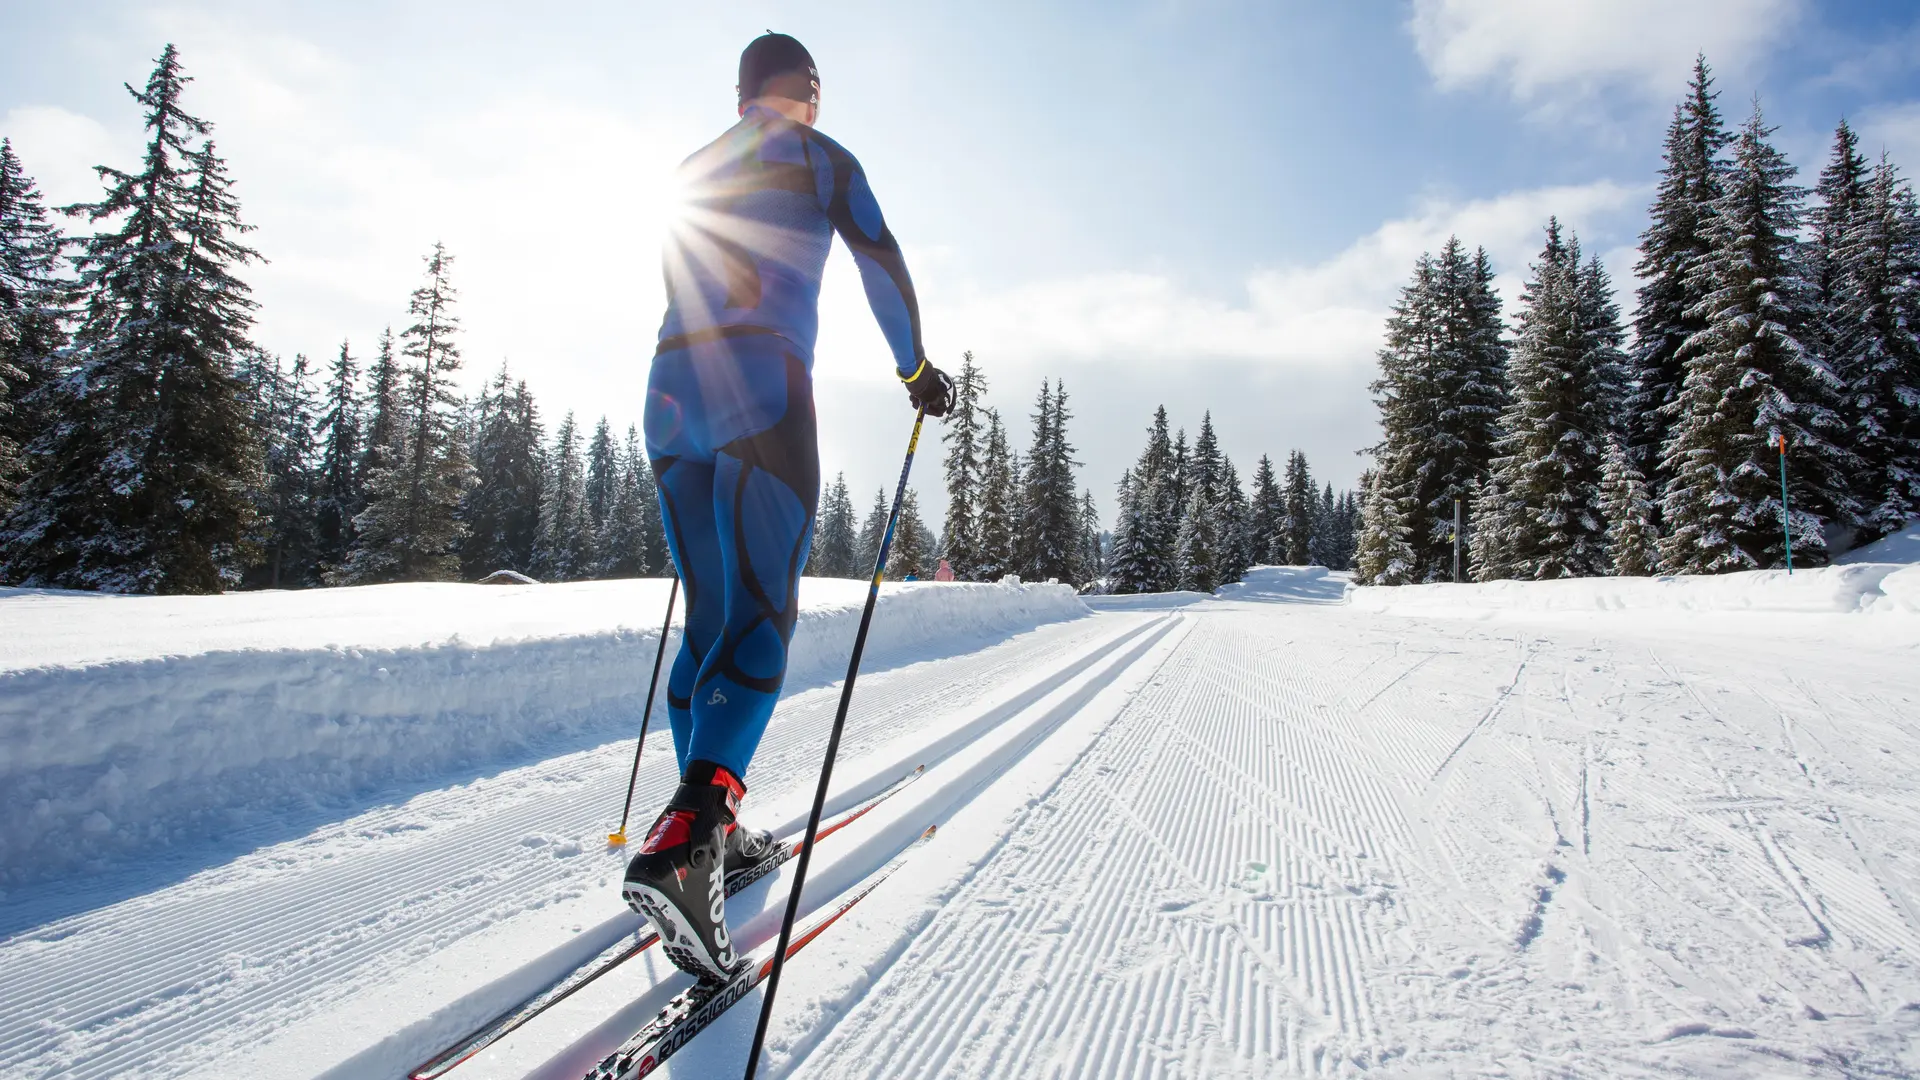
[1627,56,1731,502]
[1215,456,1252,583]
[857,486,889,576]
[1834,157,1920,541]
[0,138,71,512]
[1336,490,1361,571]
[1370,238,1509,581]
[809,473,857,577]
[1168,429,1190,529]
[1106,469,1154,592]
[1281,450,1317,564]
[359,328,402,491]
[1353,469,1414,586]
[1483,220,1612,579]
[1580,256,1631,437]
[940,351,986,578]
[1809,119,1869,396]
[1309,482,1338,567]
[1174,484,1220,593]
[890,488,930,579]
[1189,412,1222,503]
[339,245,472,583]
[1248,454,1283,565]
[534,411,591,581]
[1,48,264,593]
[975,409,1015,580]
[584,416,617,572]
[1600,437,1659,576]
[1467,475,1515,582]
[597,425,652,578]
[1660,102,1850,573]
[1078,488,1104,588]
[313,340,362,574]
[1017,380,1082,582]
[254,352,319,588]
[460,363,545,578]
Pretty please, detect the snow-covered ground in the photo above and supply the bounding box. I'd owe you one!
[5,564,1919,1078]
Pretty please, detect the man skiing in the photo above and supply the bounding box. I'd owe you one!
[622,32,955,983]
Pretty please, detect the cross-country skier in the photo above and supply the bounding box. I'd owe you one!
[622,32,955,983]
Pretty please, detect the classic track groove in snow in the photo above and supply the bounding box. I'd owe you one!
[0,607,1143,1080]
[7,567,1920,1079]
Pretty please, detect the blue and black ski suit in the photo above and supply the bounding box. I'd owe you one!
[644,104,926,781]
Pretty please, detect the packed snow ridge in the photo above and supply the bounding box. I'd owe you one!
[0,578,1087,883]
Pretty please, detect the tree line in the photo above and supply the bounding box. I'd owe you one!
[1357,56,1920,585]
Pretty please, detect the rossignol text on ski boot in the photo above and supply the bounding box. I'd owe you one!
[623,761,751,983]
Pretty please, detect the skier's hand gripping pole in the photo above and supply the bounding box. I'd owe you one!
[608,575,679,847]
[742,407,928,1080]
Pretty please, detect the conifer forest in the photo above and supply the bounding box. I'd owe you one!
[1,50,1915,595]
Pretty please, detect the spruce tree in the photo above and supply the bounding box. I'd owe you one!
[461,364,545,577]
[584,416,617,567]
[975,409,1015,580]
[1106,469,1153,591]
[1189,412,1222,502]
[1281,450,1317,564]
[857,487,889,575]
[254,352,319,588]
[1660,103,1849,573]
[1370,238,1509,581]
[809,473,857,577]
[1015,381,1082,582]
[360,327,402,487]
[891,488,930,579]
[1354,470,1415,586]
[1248,454,1284,565]
[534,411,591,580]
[0,138,70,511]
[1214,456,1251,583]
[2,48,263,593]
[1174,484,1220,593]
[1482,220,1613,579]
[1078,488,1105,587]
[1628,56,1731,500]
[1309,483,1339,567]
[940,351,986,578]
[1834,158,1920,540]
[1601,437,1660,576]
[313,340,362,574]
[1809,119,1870,385]
[599,425,652,578]
[338,246,471,583]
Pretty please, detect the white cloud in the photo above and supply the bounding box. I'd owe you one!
[1408,0,1802,105]
[0,106,132,207]
[1857,101,1920,173]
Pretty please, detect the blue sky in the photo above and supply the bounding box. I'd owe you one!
[5,0,1919,528]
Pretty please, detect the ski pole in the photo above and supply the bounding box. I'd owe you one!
[742,407,927,1080]
[608,575,679,847]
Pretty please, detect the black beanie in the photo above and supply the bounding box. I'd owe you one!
[738,33,818,106]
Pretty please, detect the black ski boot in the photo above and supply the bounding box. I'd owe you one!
[623,761,750,983]
[725,822,779,879]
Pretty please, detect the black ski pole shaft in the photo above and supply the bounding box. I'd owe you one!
[742,408,927,1080]
[608,575,679,846]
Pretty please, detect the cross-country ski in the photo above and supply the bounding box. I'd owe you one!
[7,12,1920,1080]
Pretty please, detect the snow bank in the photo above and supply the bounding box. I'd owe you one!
[0,578,1087,884]
[1350,563,1920,618]
[1837,518,1920,566]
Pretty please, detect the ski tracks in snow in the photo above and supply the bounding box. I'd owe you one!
[795,593,1920,1079]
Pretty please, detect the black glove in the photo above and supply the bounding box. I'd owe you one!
[902,359,956,418]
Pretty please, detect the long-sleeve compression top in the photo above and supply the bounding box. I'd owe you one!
[657,104,927,379]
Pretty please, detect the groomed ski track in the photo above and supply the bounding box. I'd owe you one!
[6,568,1920,1078]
